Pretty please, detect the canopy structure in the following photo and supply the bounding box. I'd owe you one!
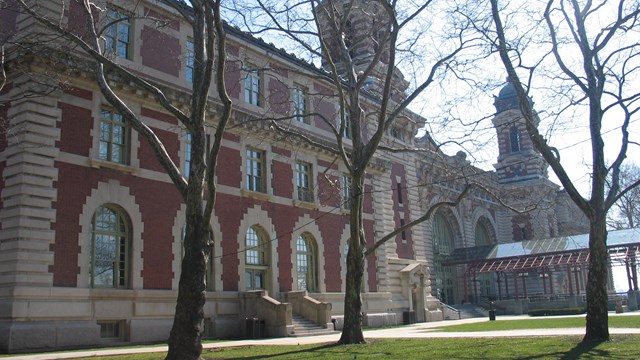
[443,228,640,302]
[444,228,640,273]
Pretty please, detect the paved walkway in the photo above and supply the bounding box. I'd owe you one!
[6,313,640,360]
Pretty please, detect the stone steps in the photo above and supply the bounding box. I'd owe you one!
[445,304,489,320]
[290,314,339,337]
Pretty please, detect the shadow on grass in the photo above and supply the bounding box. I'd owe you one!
[558,340,609,360]
[205,343,380,360]
[514,340,609,360]
[206,343,346,360]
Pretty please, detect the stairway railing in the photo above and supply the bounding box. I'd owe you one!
[441,302,461,320]
[281,291,333,329]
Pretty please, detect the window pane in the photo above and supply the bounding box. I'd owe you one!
[111,145,122,163]
[254,271,263,289]
[342,174,352,209]
[91,206,128,288]
[433,214,453,255]
[295,162,313,202]
[186,40,194,83]
[105,8,130,59]
[245,270,252,290]
[245,227,263,265]
[184,133,192,176]
[293,86,307,123]
[246,148,264,192]
[244,66,261,106]
[296,235,315,291]
[100,110,128,164]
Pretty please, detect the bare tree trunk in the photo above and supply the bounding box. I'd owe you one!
[166,193,209,359]
[339,239,366,344]
[339,175,366,344]
[584,215,609,342]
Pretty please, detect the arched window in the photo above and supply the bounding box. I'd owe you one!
[509,126,521,152]
[245,226,269,290]
[475,220,492,246]
[90,205,130,288]
[475,219,496,300]
[433,213,454,255]
[432,213,455,304]
[296,234,317,292]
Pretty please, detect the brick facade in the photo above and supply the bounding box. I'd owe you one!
[0,0,590,353]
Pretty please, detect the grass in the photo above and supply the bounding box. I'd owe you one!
[432,314,640,332]
[73,336,640,359]
[9,315,639,359]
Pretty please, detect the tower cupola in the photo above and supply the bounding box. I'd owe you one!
[492,78,547,183]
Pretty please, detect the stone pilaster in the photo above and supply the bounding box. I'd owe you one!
[0,79,60,288]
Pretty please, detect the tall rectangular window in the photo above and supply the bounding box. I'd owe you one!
[292,85,307,123]
[244,64,261,106]
[185,39,194,83]
[295,162,313,202]
[246,147,265,193]
[105,8,131,59]
[341,113,351,139]
[342,174,352,209]
[184,133,192,177]
[99,109,129,164]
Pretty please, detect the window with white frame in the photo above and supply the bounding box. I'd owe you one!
[104,7,131,59]
[244,64,261,106]
[246,147,265,193]
[99,109,129,164]
[341,113,351,139]
[342,174,352,209]
[292,85,308,123]
[184,132,192,177]
[296,234,317,292]
[245,226,269,290]
[295,161,313,202]
[90,205,130,288]
[185,39,194,83]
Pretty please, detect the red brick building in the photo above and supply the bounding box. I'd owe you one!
[0,0,590,352]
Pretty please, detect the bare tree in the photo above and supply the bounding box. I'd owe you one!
[12,1,231,358]
[229,0,480,344]
[608,163,640,230]
[488,0,640,342]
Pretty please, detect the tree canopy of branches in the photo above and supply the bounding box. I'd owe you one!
[11,1,232,358]
[488,0,640,342]
[608,163,640,230]
[229,0,481,344]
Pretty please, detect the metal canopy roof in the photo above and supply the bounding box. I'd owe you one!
[443,228,640,273]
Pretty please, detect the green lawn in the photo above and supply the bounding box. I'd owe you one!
[9,315,640,359]
[432,315,640,332]
[75,336,640,359]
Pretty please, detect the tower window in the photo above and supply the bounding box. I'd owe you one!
[509,126,521,152]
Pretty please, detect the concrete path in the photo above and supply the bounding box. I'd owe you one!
[5,313,639,360]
